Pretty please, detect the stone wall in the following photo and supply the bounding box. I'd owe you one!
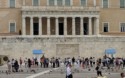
[0,36,125,59]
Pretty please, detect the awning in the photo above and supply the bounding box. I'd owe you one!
[33,50,43,54]
[105,48,116,54]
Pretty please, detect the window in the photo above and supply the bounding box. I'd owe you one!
[121,23,125,32]
[102,0,108,8]
[103,23,109,32]
[65,0,71,6]
[9,0,15,8]
[49,0,55,6]
[57,0,63,6]
[33,0,39,6]
[120,0,125,8]
[81,0,87,6]
[9,23,16,32]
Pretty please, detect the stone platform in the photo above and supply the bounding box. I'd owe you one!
[0,36,125,60]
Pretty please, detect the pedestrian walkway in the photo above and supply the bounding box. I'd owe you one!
[35,66,123,78]
[0,65,124,78]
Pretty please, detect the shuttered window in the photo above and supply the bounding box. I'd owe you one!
[103,0,108,8]
[33,0,39,6]
[10,23,16,32]
[81,0,86,6]
[120,0,125,8]
[10,0,15,8]
[121,23,125,32]
[57,0,63,6]
[49,0,55,6]
[65,0,71,6]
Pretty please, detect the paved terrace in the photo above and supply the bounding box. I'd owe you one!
[0,65,124,78]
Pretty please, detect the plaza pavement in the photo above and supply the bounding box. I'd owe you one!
[0,65,124,78]
[36,67,123,78]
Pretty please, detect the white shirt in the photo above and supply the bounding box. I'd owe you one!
[66,66,72,76]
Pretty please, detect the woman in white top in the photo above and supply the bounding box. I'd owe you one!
[66,64,73,78]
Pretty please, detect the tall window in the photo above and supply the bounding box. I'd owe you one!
[102,0,108,8]
[9,0,15,8]
[57,0,63,6]
[49,0,55,6]
[33,0,39,6]
[81,0,87,6]
[9,23,16,32]
[121,23,125,32]
[103,23,109,32]
[65,0,71,6]
[120,0,125,8]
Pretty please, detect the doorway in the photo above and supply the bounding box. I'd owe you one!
[33,23,39,35]
[59,23,64,35]
[84,23,88,35]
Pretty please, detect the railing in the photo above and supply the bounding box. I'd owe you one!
[22,6,100,11]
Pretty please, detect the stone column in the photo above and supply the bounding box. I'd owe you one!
[55,0,57,6]
[96,17,99,35]
[39,17,42,35]
[56,17,59,35]
[94,0,96,6]
[23,0,25,6]
[89,17,92,35]
[22,16,26,35]
[30,17,33,35]
[64,17,67,35]
[80,17,84,35]
[63,0,65,6]
[72,17,75,35]
[47,17,50,35]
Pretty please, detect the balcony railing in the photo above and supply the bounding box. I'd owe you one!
[22,6,100,11]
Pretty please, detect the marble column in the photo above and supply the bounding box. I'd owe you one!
[89,17,92,35]
[56,17,59,35]
[94,0,96,6]
[47,17,50,35]
[39,17,42,35]
[23,0,25,6]
[22,16,26,35]
[96,17,99,35]
[55,0,57,6]
[64,17,67,35]
[30,17,33,35]
[80,17,84,35]
[72,17,75,35]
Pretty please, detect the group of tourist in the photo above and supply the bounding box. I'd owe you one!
[6,55,125,78]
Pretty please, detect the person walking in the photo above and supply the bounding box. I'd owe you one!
[66,64,73,78]
[95,63,103,77]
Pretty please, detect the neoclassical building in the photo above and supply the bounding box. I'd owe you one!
[0,0,125,62]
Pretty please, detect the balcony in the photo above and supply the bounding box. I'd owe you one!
[22,6,100,12]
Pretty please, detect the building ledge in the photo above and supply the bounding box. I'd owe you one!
[22,6,100,12]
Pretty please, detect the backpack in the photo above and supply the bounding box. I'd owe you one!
[95,66,99,71]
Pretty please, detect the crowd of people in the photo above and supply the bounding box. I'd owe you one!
[6,55,125,78]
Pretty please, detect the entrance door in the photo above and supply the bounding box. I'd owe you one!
[33,23,39,35]
[59,23,64,35]
[84,23,88,35]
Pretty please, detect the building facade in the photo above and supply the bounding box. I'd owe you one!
[0,0,125,60]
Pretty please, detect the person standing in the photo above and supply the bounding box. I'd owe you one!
[11,59,15,72]
[7,60,11,74]
[66,64,73,78]
[14,60,19,72]
[24,58,28,68]
[19,57,22,68]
